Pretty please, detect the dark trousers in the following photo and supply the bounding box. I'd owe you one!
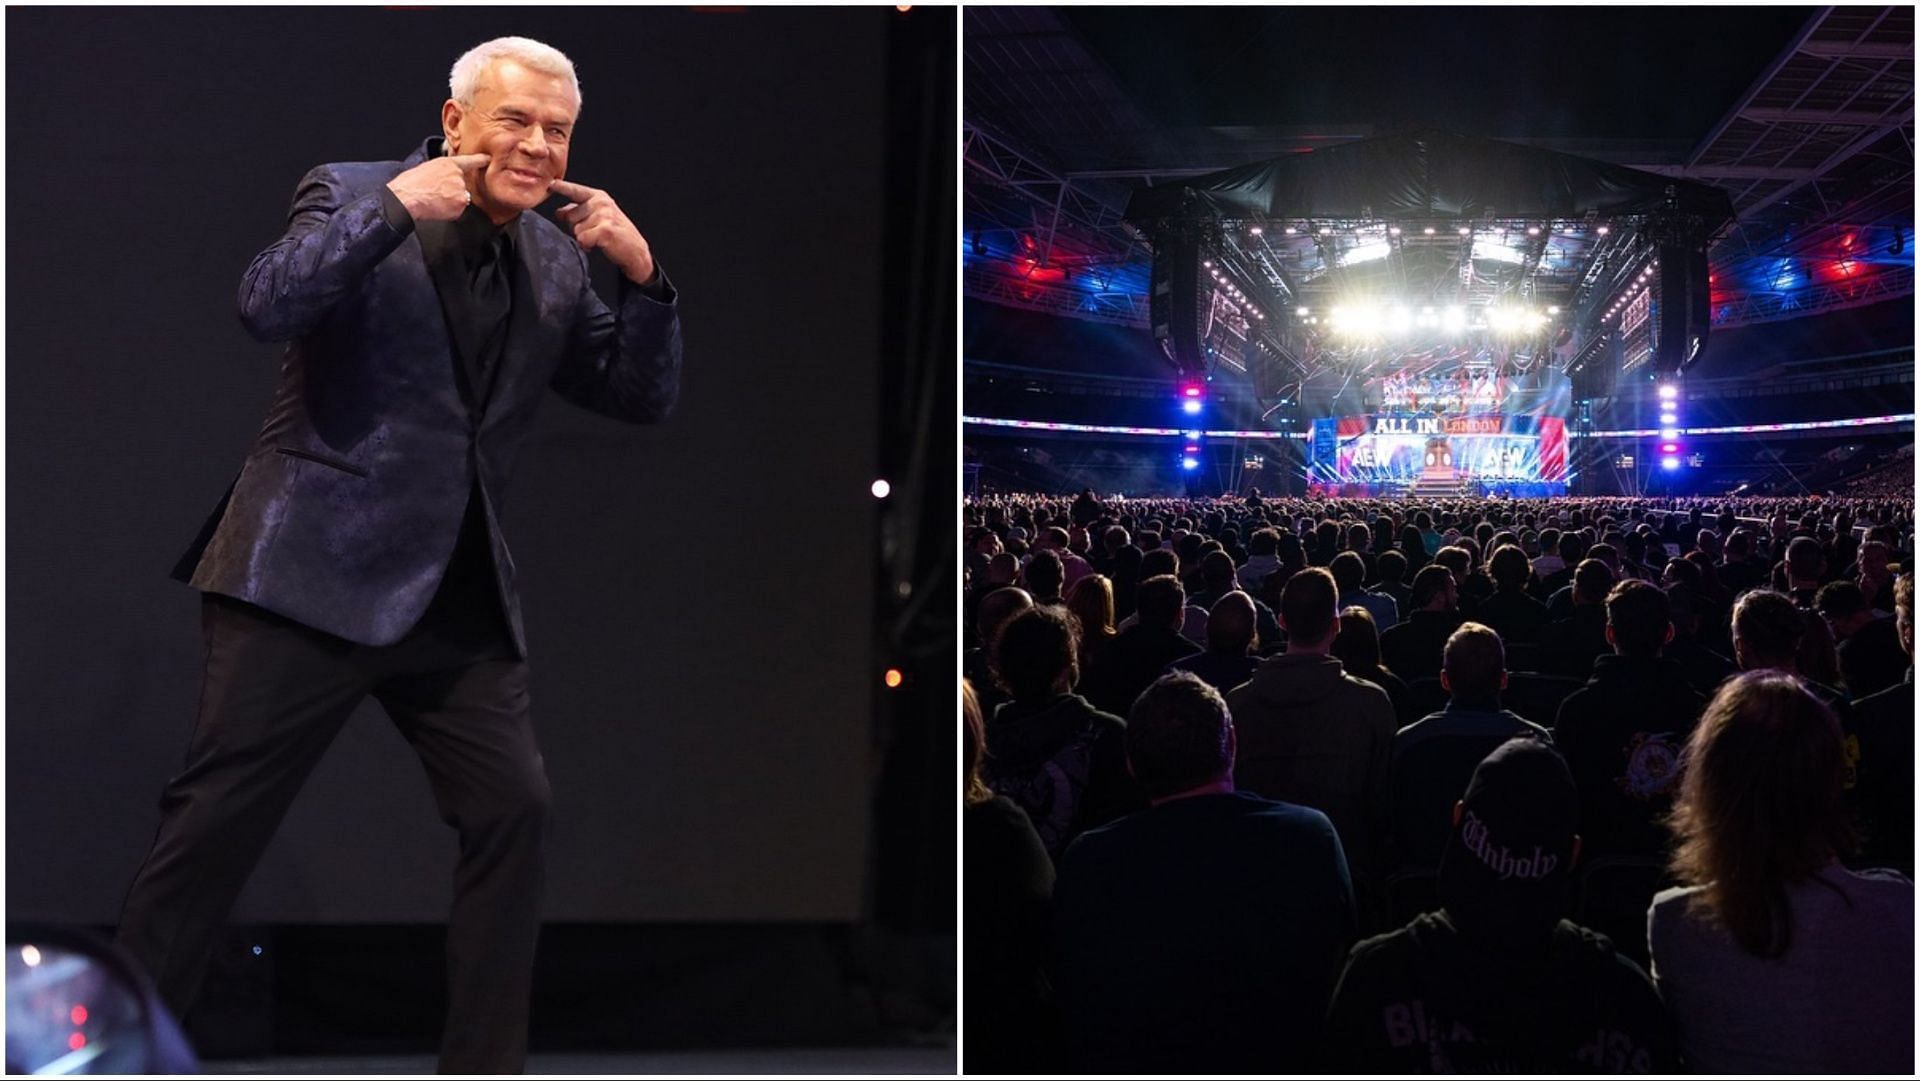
[117,540,545,1073]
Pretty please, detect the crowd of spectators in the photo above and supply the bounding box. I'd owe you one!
[963,490,1914,1073]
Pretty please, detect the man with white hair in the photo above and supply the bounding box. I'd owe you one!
[118,37,681,1072]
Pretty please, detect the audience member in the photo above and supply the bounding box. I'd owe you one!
[1052,673,1356,1074]
[1815,579,1906,699]
[1650,671,1913,1074]
[1846,573,1913,876]
[1331,606,1412,723]
[1325,739,1677,1072]
[1379,565,1466,681]
[1167,590,1262,694]
[1539,559,1616,679]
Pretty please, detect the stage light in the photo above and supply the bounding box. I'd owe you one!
[1423,226,1436,235]
[1183,385,1202,397]
[1184,444,1199,454]
[1660,412,1677,425]
[1182,400,1202,416]
[1458,226,1471,236]
[1527,226,1541,236]
[1318,226,1331,236]
[1597,225,1610,235]
[1661,428,1679,441]
[1389,226,1402,236]
[1662,457,1681,471]
[1547,306,1560,315]
[1340,241,1392,266]
[1657,384,1679,400]
[21,946,41,967]
[1203,260,1212,268]
[884,669,903,688]
[1471,240,1525,265]
[1250,226,1263,236]
[1296,306,1310,317]
[1389,308,1414,332]
[1442,306,1466,332]
[1662,443,1679,453]
[1285,226,1297,235]
[870,479,891,499]
[1182,457,1199,471]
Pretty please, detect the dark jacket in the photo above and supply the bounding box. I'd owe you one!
[985,693,1139,859]
[1053,792,1355,1074]
[1552,656,1706,860]
[1080,623,1203,717]
[1477,587,1550,646]
[1225,655,1397,886]
[1380,610,1468,682]
[1838,616,1908,700]
[1540,606,1612,680]
[173,139,682,658]
[1393,705,1553,872]
[1847,671,1915,876]
[964,796,1059,1072]
[1325,913,1678,1072]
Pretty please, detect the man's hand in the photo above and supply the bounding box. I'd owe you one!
[385,154,490,222]
[550,179,655,284]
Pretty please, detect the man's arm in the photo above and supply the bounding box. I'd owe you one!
[237,153,486,343]
[548,177,682,423]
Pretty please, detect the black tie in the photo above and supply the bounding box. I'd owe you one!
[470,232,511,391]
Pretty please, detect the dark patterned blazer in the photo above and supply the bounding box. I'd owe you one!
[173,138,682,657]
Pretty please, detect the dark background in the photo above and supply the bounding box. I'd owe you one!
[7,6,920,928]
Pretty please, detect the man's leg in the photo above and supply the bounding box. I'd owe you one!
[372,658,548,1074]
[117,594,370,1022]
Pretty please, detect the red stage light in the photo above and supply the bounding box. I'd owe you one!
[70,1005,88,1026]
[68,1034,86,1052]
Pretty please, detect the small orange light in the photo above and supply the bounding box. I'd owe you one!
[884,669,904,688]
[896,4,911,10]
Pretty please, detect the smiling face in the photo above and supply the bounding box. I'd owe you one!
[442,58,579,224]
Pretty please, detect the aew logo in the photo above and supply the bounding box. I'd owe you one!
[1459,811,1559,880]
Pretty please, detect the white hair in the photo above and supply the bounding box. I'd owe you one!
[449,36,581,107]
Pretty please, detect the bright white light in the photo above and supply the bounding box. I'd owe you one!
[1528,226,1541,236]
[1182,399,1202,416]
[1662,456,1681,471]
[1597,225,1610,235]
[1458,226,1471,236]
[1181,457,1199,470]
[1284,226,1297,235]
[1340,241,1393,267]
[1388,226,1402,236]
[1249,226,1263,236]
[21,946,41,967]
[1203,260,1212,269]
[1660,412,1678,425]
[1658,384,1679,400]
[1423,226,1436,235]
[1389,308,1414,333]
[1442,306,1467,332]
[870,479,891,499]
[1547,306,1560,315]
[1661,428,1680,440]
[1471,239,1526,265]
[1317,226,1331,236]
[1296,307,1310,317]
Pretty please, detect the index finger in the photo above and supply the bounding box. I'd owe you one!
[450,153,492,170]
[548,178,595,201]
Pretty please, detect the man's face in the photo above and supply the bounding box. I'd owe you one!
[442,59,579,223]
[1863,546,1890,578]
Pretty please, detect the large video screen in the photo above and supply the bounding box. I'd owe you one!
[1302,364,1571,487]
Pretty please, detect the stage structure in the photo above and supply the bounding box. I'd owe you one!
[1125,131,1736,496]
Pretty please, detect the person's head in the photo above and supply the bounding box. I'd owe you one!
[1441,622,1507,702]
[1488,544,1530,591]
[1814,579,1877,641]
[1038,525,1071,554]
[1585,542,1619,574]
[1731,589,1804,671]
[1784,536,1824,586]
[1433,545,1472,582]
[1331,606,1384,673]
[975,586,1033,653]
[1135,575,1187,633]
[985,551,1018,587]
[1139,547,1180,581]
[1661,555,1702,591]
[1279,568,1340,653]
[1724,528,1753,562]
[442,37,581,224]
[1604,579,1673,658]
[1539,526,1561,555]
[1065,574,1116,642]
[1668,671,1854,957]
[990,605,1080,701]
[1377,548,1408,585]
[1249,528,1279,557]
[1328,551,1366,594]
[1022,549,1064,599]
[1859,539,1892,580]
[1205,591,1259,656]
[1436,738,1580,947]
[1410,564,1457,613]
[1200,550,1238,593]
[1102,525,1130,556]
[1126,672,1236,802]
[1571,558,1616,606]
[963,680,992,806]
[1559,531,1589,566]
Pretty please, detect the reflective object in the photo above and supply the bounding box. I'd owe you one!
[6,930,197,1075]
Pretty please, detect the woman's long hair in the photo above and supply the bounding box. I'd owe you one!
[1065,573,1117,670]
[1667,670,1856,957]
[1331,606,1388,676]
[963,680,992,806]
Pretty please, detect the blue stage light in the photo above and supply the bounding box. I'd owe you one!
[1662,456,1681,471]
[1181,457,1199,471]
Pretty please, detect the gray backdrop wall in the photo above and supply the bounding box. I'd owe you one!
[8,6,891,923]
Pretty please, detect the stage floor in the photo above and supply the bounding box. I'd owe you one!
[205,1045,957,1074]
